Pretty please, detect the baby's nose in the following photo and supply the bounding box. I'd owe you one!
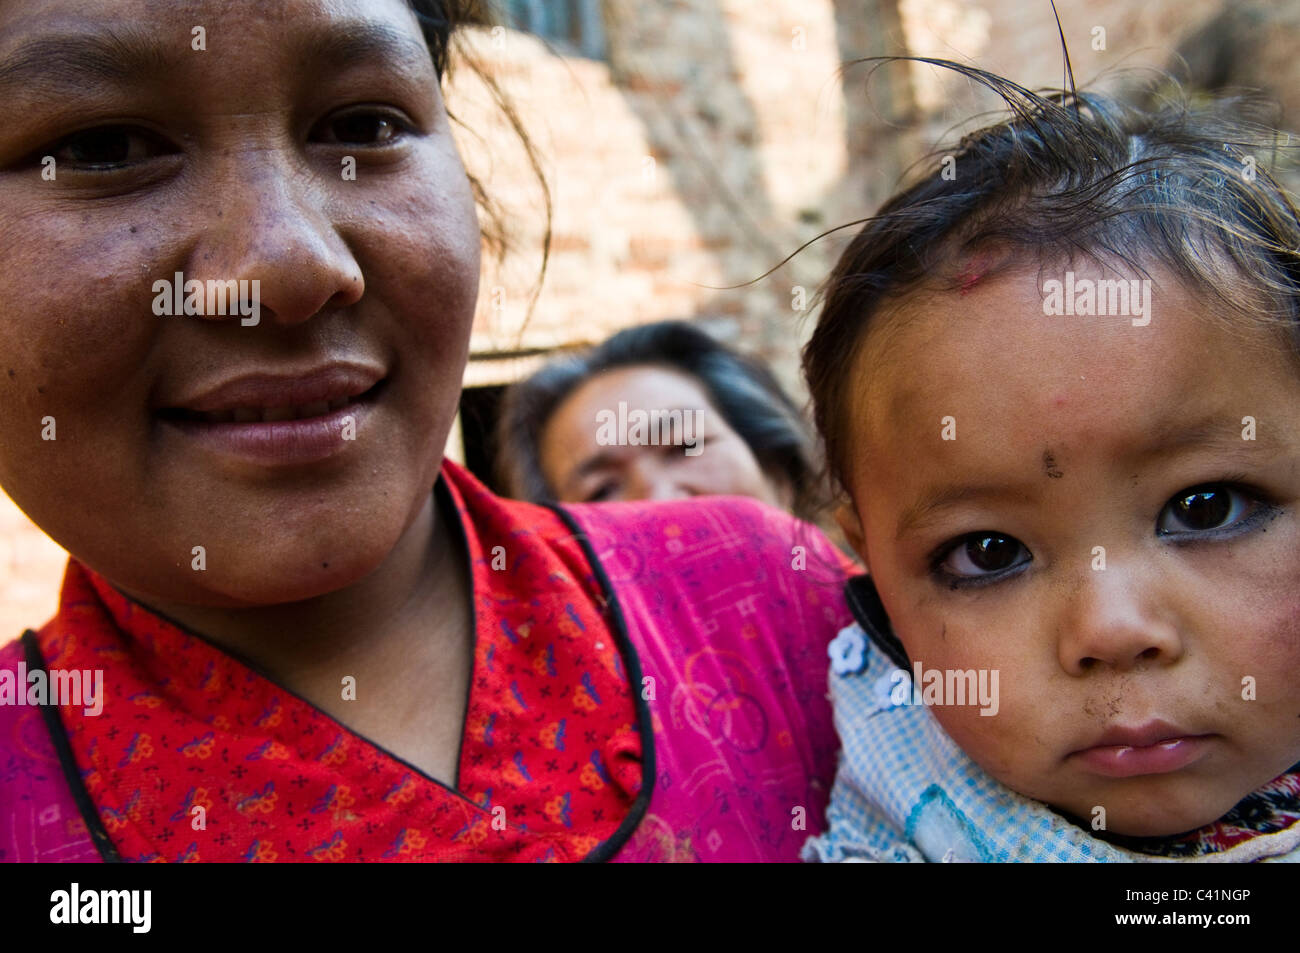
[1056,566,1184,675]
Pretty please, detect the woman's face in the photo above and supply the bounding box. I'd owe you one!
[0,0,481,607]
[538,364,793,509]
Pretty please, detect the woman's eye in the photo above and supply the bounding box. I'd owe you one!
[1157,484,1253,535]
[585,482,617,503]
[48,126,174,169]
[936,532,1030,580]
[315,111,407,146]
[661,441,697,459]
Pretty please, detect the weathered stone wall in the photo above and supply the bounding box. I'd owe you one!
[0,494,67,639]
[446,1,856,396]
[450,0,1299,394]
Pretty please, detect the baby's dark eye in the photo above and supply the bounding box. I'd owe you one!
[313,110,407,146]
[1157,484,1253,535]
[47,126,175,169]
[936,532,1030,581]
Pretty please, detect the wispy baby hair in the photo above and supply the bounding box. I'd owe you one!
[803,58,1300,492]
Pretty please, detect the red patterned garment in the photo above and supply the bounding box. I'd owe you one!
[9,463,644,862]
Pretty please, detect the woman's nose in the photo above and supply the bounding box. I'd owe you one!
[1055,561,1184,675]
[627,459,692,502]
[645,482,691,501]
[181,151,364,325]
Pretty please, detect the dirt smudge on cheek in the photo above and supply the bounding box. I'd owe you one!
[1081,679,1127,722]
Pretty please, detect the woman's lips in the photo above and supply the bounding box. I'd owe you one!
[177,395,356,425]
[165,363,384,413]
[157,372,384,468]
[1068,722,1215,778]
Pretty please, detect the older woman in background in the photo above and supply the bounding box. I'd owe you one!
[497,320,821,518]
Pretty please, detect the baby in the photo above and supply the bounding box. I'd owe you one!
[801,64,1300,862]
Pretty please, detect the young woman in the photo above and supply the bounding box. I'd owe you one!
[0,0,850,862]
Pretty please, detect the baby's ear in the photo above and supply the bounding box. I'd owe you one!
[834,502,869,571]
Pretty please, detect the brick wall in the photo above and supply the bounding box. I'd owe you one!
[449,0,1299,395]
[0,492,66,638]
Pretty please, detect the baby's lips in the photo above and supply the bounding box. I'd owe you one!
[1069,735,1215,779]
[1079,719,1201,752]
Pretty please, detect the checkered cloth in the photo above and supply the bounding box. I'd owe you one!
[801,623,1300,863]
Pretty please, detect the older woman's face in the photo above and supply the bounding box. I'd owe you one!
[538,365,794,509]
[0,0,481,606]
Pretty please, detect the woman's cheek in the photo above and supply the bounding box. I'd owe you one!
[0,231,162,546]
[1,218,159,376]
[366,143,480,307]
[696,437,762,498]
[368,205,477,348]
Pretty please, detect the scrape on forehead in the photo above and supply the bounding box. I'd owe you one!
[840,259,1253,490]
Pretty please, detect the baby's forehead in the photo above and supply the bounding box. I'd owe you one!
[849,264,1292,458]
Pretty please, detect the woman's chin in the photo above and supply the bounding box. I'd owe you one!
[94,487,437,612]
[218,560,387,608]
[106,546,395,612]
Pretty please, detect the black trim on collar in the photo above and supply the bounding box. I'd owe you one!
[546,503,656,864]
[21,629,122,863]
[95,540,482,807]
[844,574,911,671]
[433,473,476,794]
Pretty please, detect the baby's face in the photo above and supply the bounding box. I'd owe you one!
[0,0,480,607]
[841,261,1300,837]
